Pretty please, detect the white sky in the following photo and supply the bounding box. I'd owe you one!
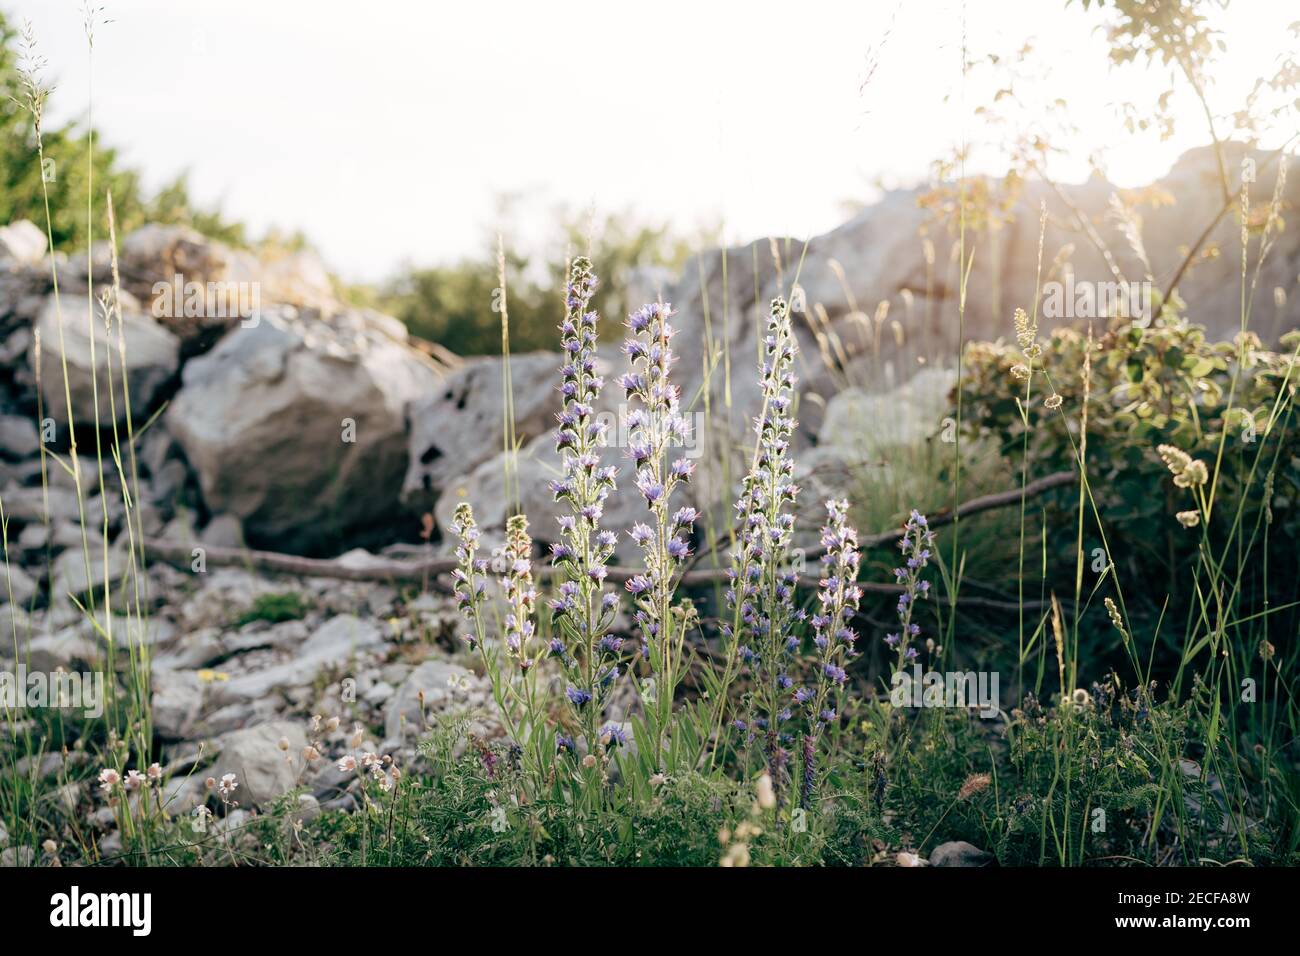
[10,0,1298,281]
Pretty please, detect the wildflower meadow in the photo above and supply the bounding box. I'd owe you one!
[0,0,1296,935]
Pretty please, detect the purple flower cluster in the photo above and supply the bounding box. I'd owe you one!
[886,509,935,668]
[547,257,622,741]
[500,514,538,671]
[725,298,801,740]
[450,502,489,649]
[797,499,863,729]
[619,301,698,675]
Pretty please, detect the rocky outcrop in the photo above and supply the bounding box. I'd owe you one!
[167,306,439,553]
[2,220,459,556]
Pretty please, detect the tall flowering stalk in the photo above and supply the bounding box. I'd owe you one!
[886,510,935,671]
[547,257,622,760]
[798,499,863,735]
[722,297,801,785]
[451,502,524,745]
[617,300,698,756]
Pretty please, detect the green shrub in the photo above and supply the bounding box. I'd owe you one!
[957,315,1300,671]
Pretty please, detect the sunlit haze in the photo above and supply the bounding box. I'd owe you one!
[11,0,1297,280]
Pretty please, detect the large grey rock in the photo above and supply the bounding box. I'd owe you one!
[30,293,180,427]
[402,351,560,512]
[51,545,129,603]
[0,485,81,524]
[152,668,205,740]
[167,308,438,553]
[0,220,46,265]
[205,719,307,807]
[640,144,1300,462]
[21,627,102,671]
[818,367,956,452]
[0,414,40,460]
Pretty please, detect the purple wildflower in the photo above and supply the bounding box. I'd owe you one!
[725,297,801,749]
[549,257,624,751]
[889,509,936,669]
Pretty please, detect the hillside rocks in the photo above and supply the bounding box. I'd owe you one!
[4,144,1295,560]
[116,224,335,327]
[167,306,439,552]
[656,144,1300,449]
[31,292,181,426]
[1,220,452,555]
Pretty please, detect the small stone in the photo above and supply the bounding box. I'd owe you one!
[928,840,996,867]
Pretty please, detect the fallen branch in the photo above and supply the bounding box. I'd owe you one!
[816,467,1076,558]
[143,469,1076,602]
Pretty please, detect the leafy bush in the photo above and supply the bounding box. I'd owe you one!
[957,315,1300,668]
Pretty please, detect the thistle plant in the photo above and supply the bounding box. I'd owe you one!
[886,510,935,671]
[723,297,801,785]
[547,257,622,761]
[617,300,698,759]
